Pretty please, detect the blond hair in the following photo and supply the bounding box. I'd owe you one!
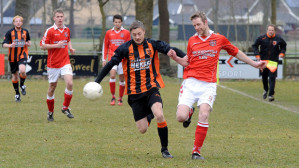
[13,15,23,23]
[190,11,207,23]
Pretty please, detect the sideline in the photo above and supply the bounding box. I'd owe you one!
[218,85,299,114]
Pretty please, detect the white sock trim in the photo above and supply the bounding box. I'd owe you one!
[47,94,55,100]
[109,78,116,82]
[197,121,209,127]
[65,88,73,95]
[119,81,125,86]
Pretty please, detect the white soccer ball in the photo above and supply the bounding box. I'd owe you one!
[83,82,103,101]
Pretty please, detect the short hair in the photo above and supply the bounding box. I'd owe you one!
[129,20,145,32]
[190,11,207,23]
[113,14,123,22]
[267,24,276,31]
[53,9,64,17]
[13,15,23,23]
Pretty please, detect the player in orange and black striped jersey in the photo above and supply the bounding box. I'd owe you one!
[2,15,31,102]
[95,21,187,158]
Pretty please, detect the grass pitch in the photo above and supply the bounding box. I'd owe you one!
[0,77,298,168]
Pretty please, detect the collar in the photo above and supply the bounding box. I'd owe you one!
[53,23,66,30]
[196,30,214,41]
[112,26,124,32]
[267,33,276,38]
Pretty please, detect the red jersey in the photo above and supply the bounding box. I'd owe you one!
[102,27,131,61]
[40,24,71,68]
[184,31,239,83]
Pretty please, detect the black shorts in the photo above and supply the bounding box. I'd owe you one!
[128,87,163,121]
[9,58,27,73]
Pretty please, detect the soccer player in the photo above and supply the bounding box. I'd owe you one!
[252,24,287,102]
[40,9,76,122]
[2,15,31,102]
[95,21,187,158]
[174,11,267,160]
[102,14,131,106]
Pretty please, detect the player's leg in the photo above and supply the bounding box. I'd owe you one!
[18,58,27,95]
[46,67,60,121]
[261,68,269,99]
[10,62,21,102]
[192,82,216,160]
[61,64,74,118]
[176,78,196,127]
[117,63,125,106]
[109,66,117,105]
[268,70,277,102]
[150,90,173,158]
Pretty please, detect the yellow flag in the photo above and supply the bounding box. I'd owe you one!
[266,60,278,73]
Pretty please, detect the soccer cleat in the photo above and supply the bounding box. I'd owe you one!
[183,106,195,128]
[47,112,54,122]
[263,90,267,99]
[110,97,116,105]
[192,152,204,160]
[147,113,155,126]
[161,148,173,158]
[61,108,74,119]
[118,98,123,106]
[15,94,21,102]
[21,85,26,95]
[269,95,275,102]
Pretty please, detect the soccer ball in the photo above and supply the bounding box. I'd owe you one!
[83,82,103,100]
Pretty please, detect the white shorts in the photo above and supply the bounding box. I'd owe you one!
[111,62,123,75]
[47,64,73,83]
[178,77,217,109]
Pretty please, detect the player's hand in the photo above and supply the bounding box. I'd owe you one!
[25,41,31,47]
[70,48,75,55]
[279,53,284,58]
[10,42,16,48]
[56,41,64,48]
[102,60,107,67]
[257,60,267,70]
[167,49,176,58]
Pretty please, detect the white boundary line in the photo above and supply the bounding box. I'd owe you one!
[218,85,299,114]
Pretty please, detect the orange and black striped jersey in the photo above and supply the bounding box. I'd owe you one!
[96,38,176,95]
[2,28,30,62]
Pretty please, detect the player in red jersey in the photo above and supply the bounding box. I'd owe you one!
[2,15,31,102]
[40,9,76,122]
[102,15,131,106]
[174,11,267,160]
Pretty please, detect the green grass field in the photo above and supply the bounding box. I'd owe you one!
[0,77,298,168]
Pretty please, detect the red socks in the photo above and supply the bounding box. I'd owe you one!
[63,89,73,110]
[192,121,209,154]
[119,82,125,98]
[47,99,54,112]
[110,81,116,97]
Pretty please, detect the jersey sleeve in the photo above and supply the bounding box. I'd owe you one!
[2,31,12,45]
[40,28,51,46]
[252,36,261,56]
[221,36,239,56]
[26,30,31,41]
[151,39,171,54]
[102,31,110,61]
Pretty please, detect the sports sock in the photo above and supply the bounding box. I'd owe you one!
[63,89,73,110]
[119,81,125,99]
[109,78,116,97]
[12,80,20,95]
[157,120,168,149]
[47,95,55,113]
[192,121,209,154]
[19,74,26,87]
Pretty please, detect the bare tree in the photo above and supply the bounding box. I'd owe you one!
[98,0,109,68]
[158,0,170,71]
[117,0,133,16]
[211,0,219,33]
[69,0,75,37]
[51,0,58,24]
[15,0,31,28]
[262,0,270,32]
[271,0,276,24]
[134,0,154,38]
[229,0,238,42]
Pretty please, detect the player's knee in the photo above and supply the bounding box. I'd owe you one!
[138,127,147,134]
[176,114,186,122]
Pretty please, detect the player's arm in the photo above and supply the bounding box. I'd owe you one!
[41,41,64,50]
[68,41,75,55]
[235,50,266,69]
[169,47,189,67]
[279,38,287,58]
[25,30,31,47]
[102,33,109,67]
[252,37,261,61]
[2,32,15,48]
